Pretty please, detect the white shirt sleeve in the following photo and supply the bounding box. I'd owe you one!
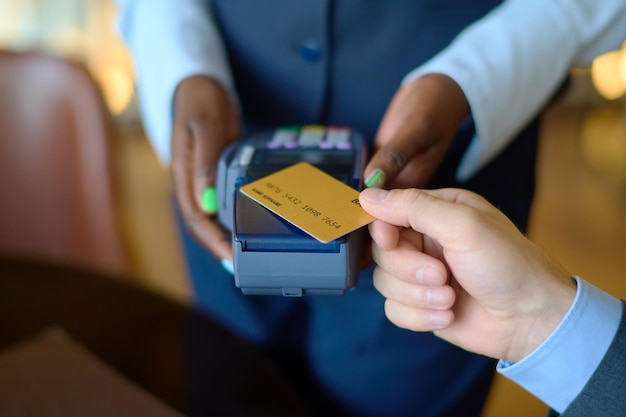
[403,0,626,181]
[118,0,626,170]
[497,277,623,413]
[116,0,235,165]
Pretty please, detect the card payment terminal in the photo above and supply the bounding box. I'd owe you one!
[216,125,367,296]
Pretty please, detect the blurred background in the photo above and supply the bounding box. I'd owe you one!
[0,0,190,302]
[0,1,624,416]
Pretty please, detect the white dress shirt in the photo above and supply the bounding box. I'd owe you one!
[404,0,626,180]
[117,0,626,178]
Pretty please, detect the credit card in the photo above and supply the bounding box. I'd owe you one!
[239,162,375,243]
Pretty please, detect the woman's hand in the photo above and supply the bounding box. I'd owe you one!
[364,74,469,190]
[171,75,240,262]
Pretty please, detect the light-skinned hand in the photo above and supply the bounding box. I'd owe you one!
[359,187,576,362]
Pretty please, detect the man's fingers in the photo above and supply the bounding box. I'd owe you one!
[360,187,482,247]
[383,299,454,332]
[373,266,454,310]
[369,229,447,285]
[360,187,454,229]
[368,220,401,251]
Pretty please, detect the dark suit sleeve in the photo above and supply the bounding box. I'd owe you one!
[556,301,626,416]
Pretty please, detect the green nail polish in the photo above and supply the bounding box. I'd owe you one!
[365,169,386,188]
[201,187,218,213]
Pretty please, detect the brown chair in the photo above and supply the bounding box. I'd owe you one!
[0,50,129,276]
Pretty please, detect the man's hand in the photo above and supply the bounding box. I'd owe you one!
[359,187,576,362]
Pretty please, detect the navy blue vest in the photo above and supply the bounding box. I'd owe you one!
[211,0,502,140]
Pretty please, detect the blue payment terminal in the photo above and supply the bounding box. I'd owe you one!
[216,125,367,296]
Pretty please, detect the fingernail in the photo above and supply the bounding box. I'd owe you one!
[360,188,389,202]
[416,268,444,285]
[365,169,386,188]
[221,258,234,275]
[429,311,451,327]
[201,187,218,214]
[425,288,448,307]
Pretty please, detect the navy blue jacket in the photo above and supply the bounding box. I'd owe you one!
[210,0,538,231]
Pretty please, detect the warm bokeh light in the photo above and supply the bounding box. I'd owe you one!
[87,34,136,116]
[50,27,90,59]
[617,42,626,90]
[93,64,134,115]
[580,106,626,186]
[0,0,136,117]
[591,42,626,100]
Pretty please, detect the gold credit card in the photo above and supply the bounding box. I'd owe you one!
[239,162,375,243]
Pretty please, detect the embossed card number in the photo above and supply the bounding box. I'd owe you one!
[239,162,375,243]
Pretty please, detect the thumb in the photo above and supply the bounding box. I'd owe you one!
[192,118,231,210]
[363,133,426,189]
[362,82,426,189]
[359,187,480,244]
[363,74,469,189]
